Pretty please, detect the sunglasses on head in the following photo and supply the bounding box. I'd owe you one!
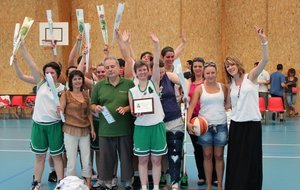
[204,62,216,68]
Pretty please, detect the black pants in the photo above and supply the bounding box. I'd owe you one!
[225,120,262,190]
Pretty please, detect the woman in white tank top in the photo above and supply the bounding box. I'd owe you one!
[187,62,230,190]
[223,26,268,190]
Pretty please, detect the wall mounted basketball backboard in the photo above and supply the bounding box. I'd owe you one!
[39,22,69,46]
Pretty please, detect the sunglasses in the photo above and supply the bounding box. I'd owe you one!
[204,62,216,68]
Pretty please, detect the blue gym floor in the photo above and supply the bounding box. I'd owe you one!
[0,117,300,190]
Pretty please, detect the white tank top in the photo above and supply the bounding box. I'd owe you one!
[230,74,261,121]
[33,82,65,122]
[199,83,227,125]
[129,80,165,126]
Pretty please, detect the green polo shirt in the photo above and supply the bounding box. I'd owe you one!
[91,77,135,137]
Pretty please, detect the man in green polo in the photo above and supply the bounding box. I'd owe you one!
[91,56,135,190]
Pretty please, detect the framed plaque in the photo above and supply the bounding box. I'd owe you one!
[133,98,154,114]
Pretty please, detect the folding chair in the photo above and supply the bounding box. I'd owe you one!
[267,97,285,122]
[259,97,268,124]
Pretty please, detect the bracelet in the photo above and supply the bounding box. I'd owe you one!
[262,41,268,46]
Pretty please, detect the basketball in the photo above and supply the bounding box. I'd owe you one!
[190,116,208,136]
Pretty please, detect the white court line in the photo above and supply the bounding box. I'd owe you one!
[263,144,300,146]
[0,139,30,141]
[263,155,300,159]
[0,150,31,152]
[1,151,300,159]
[185,154,300,159]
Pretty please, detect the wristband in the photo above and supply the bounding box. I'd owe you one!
[262,41,268,46]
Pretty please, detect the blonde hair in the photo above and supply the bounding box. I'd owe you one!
[224,55,245,82]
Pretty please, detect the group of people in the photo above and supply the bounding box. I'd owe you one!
[11,25,270,190]
[253,60,298,121]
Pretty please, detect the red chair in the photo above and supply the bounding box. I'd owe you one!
[11,96,30,118]
[268,97,285,121]
[259,97,266,112]
[259,97,268,124]
[25,95,36,107]
[0,96,13,119]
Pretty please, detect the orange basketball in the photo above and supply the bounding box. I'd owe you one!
[190,116,208,136]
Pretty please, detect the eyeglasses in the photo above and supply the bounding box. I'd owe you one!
[204,62,216,68]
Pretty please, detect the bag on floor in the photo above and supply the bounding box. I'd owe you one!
[53,176,89,190]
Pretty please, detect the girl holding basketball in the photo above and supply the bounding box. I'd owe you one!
[187,61,230,190]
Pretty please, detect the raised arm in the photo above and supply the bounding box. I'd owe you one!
[166,72,190,97]
[116,29,135,79]
[249,25,268,82]
[150,32,160,90]
[68,34,83,67]
[77,46,88,73]
[12,56,37,84]
[174,33,187,60]
[19,41,42,83]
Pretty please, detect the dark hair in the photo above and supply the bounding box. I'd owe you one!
[68,70,85,91]
[140,51,153,61]
[134,60,148,73]
[287,68,296,77]
[43,62,61,78]
[277,64,283,70]
[118,58,125,67]
[190,57,205,82]
[65,66,77,77]
[150,59,164,69]
[161,46,174,57]
[187,60,193,65]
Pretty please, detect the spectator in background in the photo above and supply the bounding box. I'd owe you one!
[285,68,298,117]
[270,64,286,122]
[118,58,126,77]
[254,62,270,119]
[184,60,193,79]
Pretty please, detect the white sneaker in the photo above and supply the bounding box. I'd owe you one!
[30,181,41,190]
[92,179,104,188]
[112,176,118,189]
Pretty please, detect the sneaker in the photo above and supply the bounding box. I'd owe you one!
[124,185,133,190]
[180,174,188,187]
[159,174,166,187]
[197,179,205,186]
[92,179,104,188]
[99,185,112,190]
[212,180,218,187]
[148,175,153,189]
[112,176,118,189]
[132,176,141,189]
[92,169,98,181]
[48,171,57,183]
[30,180,41,190]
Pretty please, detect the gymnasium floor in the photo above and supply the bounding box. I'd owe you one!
[0,117,300,190]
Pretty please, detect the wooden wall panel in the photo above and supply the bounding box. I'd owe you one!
[1,0,300,113]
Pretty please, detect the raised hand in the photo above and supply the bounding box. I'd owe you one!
[150,32,159,44]
[254,25,267,43]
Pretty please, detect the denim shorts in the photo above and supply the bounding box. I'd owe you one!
[197,123,228,147]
